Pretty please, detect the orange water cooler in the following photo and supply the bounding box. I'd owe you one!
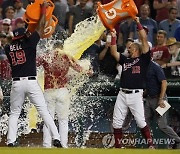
[23,0,58,38]
[96,0,138,31]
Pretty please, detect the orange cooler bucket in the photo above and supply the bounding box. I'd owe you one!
[26,15,58,38]
[97,0,138,31]
[24,0,54,24]
[23,0,58,38]
[42,15,58,38]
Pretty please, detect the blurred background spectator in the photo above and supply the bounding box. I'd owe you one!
[117,18,133,48]
[52,0,68,40]
[98,32,118,79]
[174,25,180,41]
[0,18,13,37]
[129,4,158,46]
[159,7,180,38]
[153,0,177,23]
[14,0,26,19]
[68,0,92,35]
[162,37,180,78]
[134,0,150,16]
[151,30,171,66]
[1,0,14,19]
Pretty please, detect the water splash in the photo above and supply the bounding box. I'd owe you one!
[63,15,106,59]
[0,14,115,147]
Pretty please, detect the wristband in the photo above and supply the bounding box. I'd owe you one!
[137,22,143,31]
[111,36,116,45]
[159,97,165,100]
[41,6,46,15]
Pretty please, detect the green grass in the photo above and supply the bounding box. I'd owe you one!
[0,148,179,154]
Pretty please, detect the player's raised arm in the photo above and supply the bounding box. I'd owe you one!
[36,0,48,37]
[110,29,120,62]
[134,17,149,54]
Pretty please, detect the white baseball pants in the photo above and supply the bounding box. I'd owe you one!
[7,78,60,144]
[113,89,146,129]
[43,88,70,148]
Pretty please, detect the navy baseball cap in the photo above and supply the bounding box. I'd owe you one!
[12,28,26,40]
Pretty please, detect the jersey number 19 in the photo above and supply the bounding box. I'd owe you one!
[9,50,26,66]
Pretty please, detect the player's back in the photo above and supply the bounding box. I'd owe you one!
[4,31,40,78]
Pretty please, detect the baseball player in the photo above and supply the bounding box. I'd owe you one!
[4,1,61,147]
[37,42,92,148]
[110,17,154,148]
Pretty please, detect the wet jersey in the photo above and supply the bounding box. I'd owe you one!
[0,59,12,80]
[119,51,151,89]
[37,53,82,89]
[4,32,40,78]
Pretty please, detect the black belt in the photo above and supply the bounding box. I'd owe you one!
[121,89,139,94]
[13,77,36,81]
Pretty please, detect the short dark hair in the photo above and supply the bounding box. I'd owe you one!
[157,30,167,37]
[132,42,142,54]
[169,7,177,13]
[126,38,134,43]
[5,6,15,13]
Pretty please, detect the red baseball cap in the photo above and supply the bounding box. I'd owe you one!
[15,17,24,25]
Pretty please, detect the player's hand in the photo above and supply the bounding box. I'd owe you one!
[134,16,140,23]
[41,0,48,8]
[105,42,111,48]
[158,100,166,108]
[110,29,116,37]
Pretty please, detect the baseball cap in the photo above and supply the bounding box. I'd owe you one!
[12,28,26,40]
[2,18,11,26]
[166,37,180,46]
[15,17,24,26]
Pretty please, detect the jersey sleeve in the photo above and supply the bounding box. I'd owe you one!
[142,50,151,65]
[119,53,127,65]
[28,31,40,48]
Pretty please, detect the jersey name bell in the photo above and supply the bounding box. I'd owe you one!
[5,32,40,78]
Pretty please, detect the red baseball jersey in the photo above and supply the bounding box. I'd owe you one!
[37,52,82,89]
[0,59,12,80]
